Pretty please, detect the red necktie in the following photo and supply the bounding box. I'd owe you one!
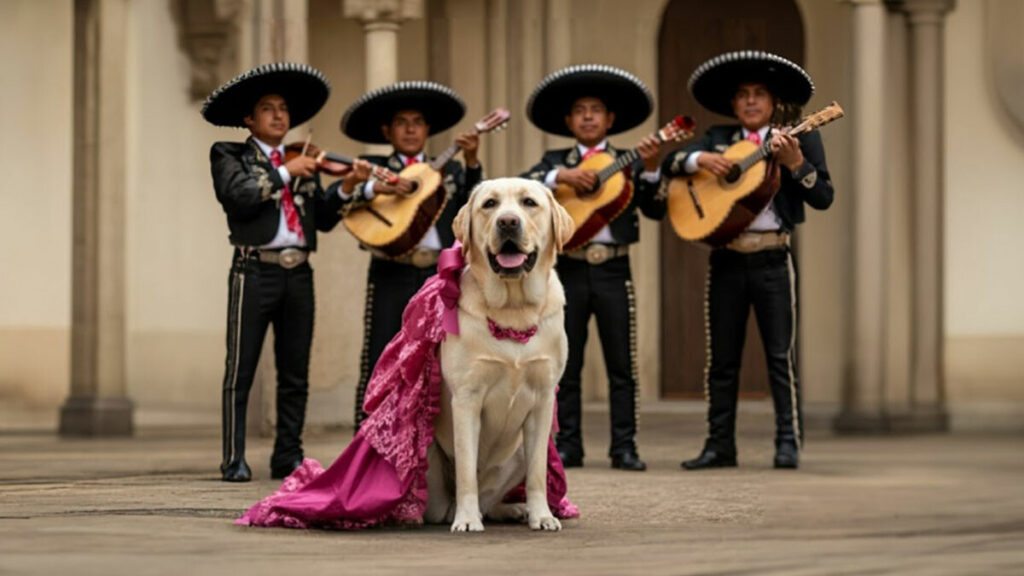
[581,147,601,161]
[746,131,762,145]
[405,155,420,167]
[269,149,304,239]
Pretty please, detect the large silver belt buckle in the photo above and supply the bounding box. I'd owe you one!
[734,234,760,253]
[410,248,435,269]
[278,248,304,269]
[585,244,611,265]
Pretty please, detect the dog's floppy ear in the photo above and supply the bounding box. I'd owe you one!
[453,202,472,255]
[548,190,575,253]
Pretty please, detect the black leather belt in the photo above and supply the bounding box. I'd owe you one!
[563,243,629,265]
[250,247,309,269]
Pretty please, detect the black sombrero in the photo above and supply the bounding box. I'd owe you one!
[526,64,653,137]
[201,62,330,128]
[340,81,466,144]
[688,50,814,117]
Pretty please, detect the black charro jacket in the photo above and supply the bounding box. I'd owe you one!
[210,137,345,250]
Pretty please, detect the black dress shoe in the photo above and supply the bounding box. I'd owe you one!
[611,452,647,472]
[558,450,583,468]
[681,449,737,470]
[270,458,303,479]
[773,442,799,469]
[221,460,252,482]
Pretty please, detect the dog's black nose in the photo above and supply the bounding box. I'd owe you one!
[497,214,521,231]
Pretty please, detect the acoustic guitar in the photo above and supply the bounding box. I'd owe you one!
[666,102,844,247]
[554,115,695,251]
[343,108,511,258]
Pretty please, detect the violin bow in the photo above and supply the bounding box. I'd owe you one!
[291,131,314,194]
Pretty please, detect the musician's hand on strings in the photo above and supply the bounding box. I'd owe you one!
[771,133,804,171]
[697,153,734,178]
[285,155,318,178]
[340,159,372,195]
[557,168,599,196]
[376,178,417,197]
[456,132,480,168]
[636,135,662,172]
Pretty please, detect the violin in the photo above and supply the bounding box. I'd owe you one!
[284,140,400,186]
[284,142,355,176]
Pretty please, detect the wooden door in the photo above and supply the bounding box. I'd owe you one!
[657,0,805,398]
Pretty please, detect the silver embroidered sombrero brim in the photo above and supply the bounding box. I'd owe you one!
[340,81,467,144]
[526,64,653,137]
[688,50,814,117]
[201,62,330,128]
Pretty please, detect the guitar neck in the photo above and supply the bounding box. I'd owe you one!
[736,139,774,173]
[735,102,844,171]
[595,150,640,183]
[734,124,822,172]
[595,132,669,183]
[429,129,478,171]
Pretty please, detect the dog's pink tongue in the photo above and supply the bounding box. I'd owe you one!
[496,253,528,268]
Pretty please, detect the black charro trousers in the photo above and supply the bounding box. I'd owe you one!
[221,249,314,473]
[556,254,640,460]
[703,247,803,456]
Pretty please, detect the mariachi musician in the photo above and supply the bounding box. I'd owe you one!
[663,51,834,471]
[522,64,667,472]
[329,81,483,429]
[204,63,374,482]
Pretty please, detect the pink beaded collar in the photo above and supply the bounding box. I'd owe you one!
[486,318,539,344]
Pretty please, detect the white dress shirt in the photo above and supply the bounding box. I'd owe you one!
[541,140,661,245]
[682,126,782,232]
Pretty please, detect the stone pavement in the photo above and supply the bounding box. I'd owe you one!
[1,409,1022,575]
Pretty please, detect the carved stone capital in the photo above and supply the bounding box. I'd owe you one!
[343,0,423,24]
[899,0,955,24]
[171,0,244,101]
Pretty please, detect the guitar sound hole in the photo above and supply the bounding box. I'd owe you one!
[724,165,742,184]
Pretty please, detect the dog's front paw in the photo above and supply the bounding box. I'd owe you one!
[450,511,484,533]
[528,513,562,532]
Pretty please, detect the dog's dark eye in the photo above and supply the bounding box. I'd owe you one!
[482,198,497,209]
[522,197,538,207]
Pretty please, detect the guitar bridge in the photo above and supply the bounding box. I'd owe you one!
[366,206,393,227]
[687,179,704,219]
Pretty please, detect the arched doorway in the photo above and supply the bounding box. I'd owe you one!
[657,0,805,399]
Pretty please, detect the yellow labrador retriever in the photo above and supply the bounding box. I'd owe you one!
[424,177,574,532]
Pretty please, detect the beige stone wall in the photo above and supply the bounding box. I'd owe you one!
[123,0,237,415]
[2,0,1021,431]
[790,0,853,408]
[944,0,1024,429]
[0,0,73,408]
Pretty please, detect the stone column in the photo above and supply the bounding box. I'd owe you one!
[344,0,423,154]
[834,0,888,432]
[60,0,133,436]
[485,0,509,177]
[836,0,955,433]
[903,0,954,429]
[543,0,571,151]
